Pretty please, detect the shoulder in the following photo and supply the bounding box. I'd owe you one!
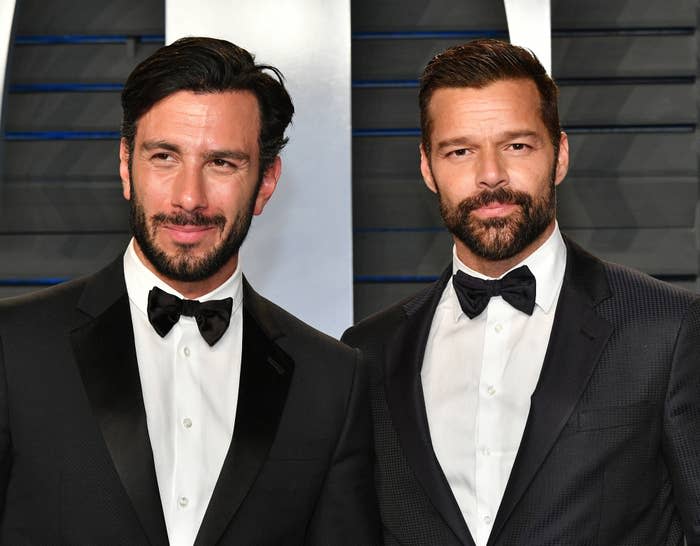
[600,259,699,318]
[243,280,358,369]
[342,279,443,349]
[0,276,88,331]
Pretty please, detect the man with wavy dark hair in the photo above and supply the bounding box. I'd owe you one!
[343,39,700,545]
[0,37,379,545]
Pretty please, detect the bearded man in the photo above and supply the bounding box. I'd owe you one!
[0,37,380,545]
[342,39,700,546]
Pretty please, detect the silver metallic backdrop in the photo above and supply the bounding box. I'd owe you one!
[166,0,353,337]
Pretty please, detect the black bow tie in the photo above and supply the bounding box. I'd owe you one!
[452,265,536,319]
[147,286,233,346]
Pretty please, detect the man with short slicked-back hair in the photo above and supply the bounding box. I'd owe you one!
[343,39,700,545]
[0,37,380,545]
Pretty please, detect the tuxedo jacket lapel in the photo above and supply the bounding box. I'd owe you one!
[195,278,294,546]
[488,239,614,545]
[385,267,475,546]
[70,258,168,546]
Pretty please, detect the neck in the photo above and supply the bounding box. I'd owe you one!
[133,242,238,299]
[455,222,555,278]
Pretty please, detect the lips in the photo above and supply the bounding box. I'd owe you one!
[473,201,518,218]
[162,224,215,244]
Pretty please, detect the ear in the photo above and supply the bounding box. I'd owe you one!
[253,156,282,215]
[554,131,569,186]
[420,143,438,194]
[119,139,132,200]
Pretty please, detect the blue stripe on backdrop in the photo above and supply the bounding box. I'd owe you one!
[352,125,695,137]
[0,278,69,286]
[5,131,120,140]
[13,35,165,45]
[9,83,123,92]
[352,27,695,40]
[352,77,695,88]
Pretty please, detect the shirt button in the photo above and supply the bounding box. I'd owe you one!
[481,446,491,456]
[182,417,193,429]
[484,515,492,525]
[486,385,496,396]
[183,346,191,357]
[178,496,189,508]
[494,323,503,333]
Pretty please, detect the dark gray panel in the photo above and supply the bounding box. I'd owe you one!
[4,141,120,180]
[352,0,507,32]
[352,83,696,129]
[0,234,130,278]
[551,0,696,29]
[352,0,694,32]
[353,133,696,179]
[8,43,162,84]
[13,0,164,35]
[4,92,121,131]
[354,228,698,277]
[353,282,428,321]
[352,35,695,81]
[0,181,128,232]
[353,176,697,229]
[0,286,40,299]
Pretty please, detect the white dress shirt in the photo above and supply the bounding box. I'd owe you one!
[421,226,567,546]
[123,240,243,546]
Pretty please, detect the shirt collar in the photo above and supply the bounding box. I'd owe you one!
[451,222,567,321]
[123,238,243,318]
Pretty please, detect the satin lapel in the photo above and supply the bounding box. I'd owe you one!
[488,239,614,545]
[70,259,168,546]
[385,267,475,546]
[195,282,293,546]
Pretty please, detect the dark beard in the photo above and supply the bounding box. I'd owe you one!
[129,181,257,283]
[440,182,555,261]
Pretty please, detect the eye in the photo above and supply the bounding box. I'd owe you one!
[152,152,172,161]
[210,158,237,170]
[446,148,469,158]
[508,143,530,151]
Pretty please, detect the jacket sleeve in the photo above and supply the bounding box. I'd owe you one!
[663,298,700,544]
[0,335,12,515]
[304,348,381,545]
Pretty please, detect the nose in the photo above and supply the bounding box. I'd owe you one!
[171,164,208,212]
[476,147,508,189]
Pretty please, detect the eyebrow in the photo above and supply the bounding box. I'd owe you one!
[140,140,250,162]
[435,130,544,150]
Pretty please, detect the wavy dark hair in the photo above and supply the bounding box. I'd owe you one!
[419,39,560,156]
[121,36,294,176]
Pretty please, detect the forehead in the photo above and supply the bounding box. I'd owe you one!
[426,79,546,134]
[135,89,261,147]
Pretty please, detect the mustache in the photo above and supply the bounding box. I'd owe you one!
[460,187,532,212]
[151,211,227,230]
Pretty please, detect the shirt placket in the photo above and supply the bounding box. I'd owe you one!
[475,298,509,546]
[170,319,202,544]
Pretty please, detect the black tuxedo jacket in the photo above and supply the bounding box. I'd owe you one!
[342,238,700,545]
[0,258,380,545]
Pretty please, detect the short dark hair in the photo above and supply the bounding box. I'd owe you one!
[121,36,294,176]
[419,39,560,155]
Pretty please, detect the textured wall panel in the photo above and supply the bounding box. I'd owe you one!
[353,83,696,129]
[352,0,694,32]
[4,92,121,131]
[8,43,162,84]
[12,0,164,34]
[0,182,126,232]
[0,233,130,278]
[353,35,695,81]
